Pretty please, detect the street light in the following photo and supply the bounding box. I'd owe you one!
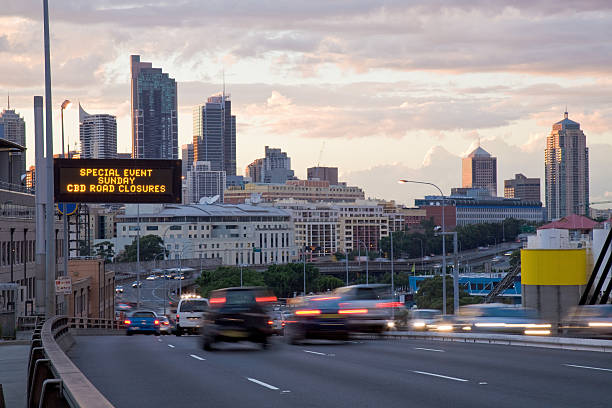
[399,179,449,315]
[356,240,369,285]
[60,99,71,288]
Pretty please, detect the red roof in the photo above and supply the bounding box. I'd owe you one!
[538,214,598,231]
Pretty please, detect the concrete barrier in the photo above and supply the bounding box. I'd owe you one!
[383,331,612,353]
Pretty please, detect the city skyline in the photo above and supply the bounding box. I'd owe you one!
[1,1,611,207]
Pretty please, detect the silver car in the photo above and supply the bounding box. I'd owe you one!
[159,316,173,335]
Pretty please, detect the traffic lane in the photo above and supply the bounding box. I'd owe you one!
[282,337,612,408]
[68,335,295,408]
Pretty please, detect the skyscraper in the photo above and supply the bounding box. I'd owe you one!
[186,161,226,204]
[246,146,294,183]
[462,144,497,196]
[545,111,589,220]
[79,103,117,159]
[0,105,26,184]
[130,55,178,159]
[192,94,236,176]
[181,143,195,177]
[307,166,339,185]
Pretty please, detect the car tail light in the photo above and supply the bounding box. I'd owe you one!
[163,321,169,325]
[154,320,160,325]
[124,320,131,325]
[256,296,278,303]
[281,322,285,326]
[268,320,274,325]
[176,314,179,323]
[295,309,321,316]
[312,296,340,301]
[210,297,226,304]
[376,302,403,308]
[339,309,368,315]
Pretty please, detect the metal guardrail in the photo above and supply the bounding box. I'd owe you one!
[27,317,120,408]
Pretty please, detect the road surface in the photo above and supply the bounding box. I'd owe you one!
[68,335,611,408]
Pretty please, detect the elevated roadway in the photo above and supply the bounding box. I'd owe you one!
[68,334,610,408]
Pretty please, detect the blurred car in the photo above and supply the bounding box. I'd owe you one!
[159,316,173,335]
[125,310,160,336]
[270,310,287,335]
[146,275,157,280]
[563,305,612,339]
[504,251,513,256]
[201,287,276,350]
[332,284,400,333]
[176,297,209,336]
[131,281,142,288]
[409,309,441,331]
[458,304,551,335]
[285,296,351,344]
[115,285,124,294]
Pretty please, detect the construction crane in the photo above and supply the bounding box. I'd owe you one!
[317,141,325,167]
[590,200,612,205]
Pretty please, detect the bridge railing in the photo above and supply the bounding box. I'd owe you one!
[27,316,117,408]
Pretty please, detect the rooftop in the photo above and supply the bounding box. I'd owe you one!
[538,214,598,231]
[467,146,491,158]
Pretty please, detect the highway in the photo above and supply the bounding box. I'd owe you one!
[67,335,612,408]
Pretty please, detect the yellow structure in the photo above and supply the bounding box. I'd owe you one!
[521,249,587,286]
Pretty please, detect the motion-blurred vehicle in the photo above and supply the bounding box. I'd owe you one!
[285,285,401,343]
[563,305,612,339]
[146,275,157,280]
[115,285,124,294]
[409,309,441,331]
[176,297,209,336]
[125,310,160,336]
[131,281,142,288]
[458,304,551,335]
[159,316,173,335]
[201,287,276,350]
[270,310,287,335]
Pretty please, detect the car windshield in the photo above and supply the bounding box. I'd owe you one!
[478,307,538,319]
[225,290,258,305]
[132,312,155,318]
[413,310,439,319]
[180,300,208,312]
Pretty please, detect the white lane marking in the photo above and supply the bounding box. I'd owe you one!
[412,370,469,382]
[168,344,175,348]
[246,377,280,390]
[414,347,445,353]
[190,354,206,361]
[303,350,326,356]
[564,364,612,373]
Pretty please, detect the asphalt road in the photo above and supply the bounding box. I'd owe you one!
[68,334,612,408]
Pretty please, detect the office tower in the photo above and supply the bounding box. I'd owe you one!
[307,166,339,185]
[79,103,117,159]
[462,144,497,196]
[192,94,236,176]
[186,161,226,204]
[545,111,589,220]
[130,55,178,159]
[504,173,541,202]
[246,146,294,184]
[0,105,26,185]
[182,143,195,177]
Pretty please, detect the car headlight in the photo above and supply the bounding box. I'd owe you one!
[412,321,426,328]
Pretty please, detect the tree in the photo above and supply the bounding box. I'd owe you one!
[312,275,344,293]
[263,263,321,298]
[509,249,521,270]
[78,240,91,256]
[196,266,264,297]
[94,241,115,263]
[115,235,167,263]
[414,276,480,314]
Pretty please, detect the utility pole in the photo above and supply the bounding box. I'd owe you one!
[136,204,141,308]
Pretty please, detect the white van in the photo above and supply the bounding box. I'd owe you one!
[176,298,209,336]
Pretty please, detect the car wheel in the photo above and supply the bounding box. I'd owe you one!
[126,331,132,336]
[155,331,160,337]
[176,326,182,336]
[285,325,303,345]
[203,337,213,351]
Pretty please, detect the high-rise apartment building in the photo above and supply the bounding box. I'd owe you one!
[130,55,178,159]
[545,111,589,220]
[307,166,339,185]
[186,161,226,204]
[246,146,294,183]
[181,143,195,177]
[0,107,26,184]
[462,145,497,196]
[504,173,540,202]
[193,95,236,176]
[79,103,117,159]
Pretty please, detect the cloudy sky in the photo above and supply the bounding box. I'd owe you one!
[2,1,611,206]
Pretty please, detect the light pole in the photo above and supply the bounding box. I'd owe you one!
[153,252,167,314]
[357,240,369,285]
[390,230,394,297]
[415,237,424,272]
[345,250,349,286]
[399,179,448,315]
[303,246,307,296]
[60,100,71,286]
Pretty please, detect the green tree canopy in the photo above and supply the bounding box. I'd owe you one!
[196,266,264,298]
[414,276,480,314]
[94,241,115,263]
[115,235,167,263]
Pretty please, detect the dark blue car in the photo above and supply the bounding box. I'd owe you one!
[125,310,161,336]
